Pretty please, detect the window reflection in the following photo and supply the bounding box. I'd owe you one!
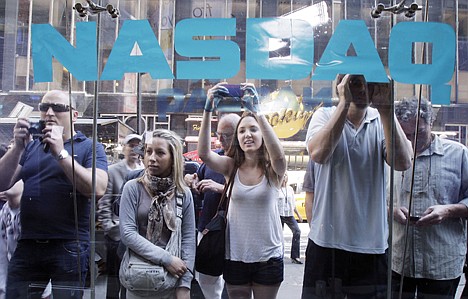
[0,0,468,297]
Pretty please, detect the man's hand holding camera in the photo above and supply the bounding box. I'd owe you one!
[184,173,200,194]
[41,125,65,158]
[336,74,354,107]
[204,82,229,113]
[240,83,260,114]
[205,82,261,114]
[13,118,32,150]
[370,82,392,112]
[14,118,66,158]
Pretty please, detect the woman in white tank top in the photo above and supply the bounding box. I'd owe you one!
[198,82,287,299]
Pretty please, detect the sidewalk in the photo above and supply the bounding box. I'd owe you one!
[277,222,309,299]
[86,222,467,299]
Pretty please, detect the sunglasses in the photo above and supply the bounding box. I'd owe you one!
[38,103,73,113]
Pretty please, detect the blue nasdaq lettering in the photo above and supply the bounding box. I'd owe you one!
[31,18,455,104]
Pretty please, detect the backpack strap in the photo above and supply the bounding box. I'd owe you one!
[176,192,184,219]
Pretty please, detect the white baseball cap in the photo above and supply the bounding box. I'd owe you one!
[123,134,142,144]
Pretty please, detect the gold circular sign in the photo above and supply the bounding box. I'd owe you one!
[261,89,314,138]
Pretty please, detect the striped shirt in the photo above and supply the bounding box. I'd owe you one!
[392,135,468,279]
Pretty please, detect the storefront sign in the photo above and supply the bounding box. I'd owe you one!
[31,19,455,104]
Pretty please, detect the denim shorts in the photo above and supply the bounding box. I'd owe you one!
[223,257,284,285]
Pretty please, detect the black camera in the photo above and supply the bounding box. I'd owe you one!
[28,120,49,152]
[217,84,243,112]
[409,216,420,223]
[28,120,46,141]
[223,84,243,98]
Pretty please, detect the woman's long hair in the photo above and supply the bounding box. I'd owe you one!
[225,112,274,185]
[147,129,187,193]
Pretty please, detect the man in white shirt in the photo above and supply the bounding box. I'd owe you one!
[302,75,412,298]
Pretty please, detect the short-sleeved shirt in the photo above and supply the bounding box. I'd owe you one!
[306,106,388,254]
[0,203,20,259]
[302,160,315,193]
[392,136,468,279]
[19,131,108,241]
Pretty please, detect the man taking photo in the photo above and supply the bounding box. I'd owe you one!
[0,90,108,299]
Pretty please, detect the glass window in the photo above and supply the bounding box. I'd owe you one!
[1,0,468,297]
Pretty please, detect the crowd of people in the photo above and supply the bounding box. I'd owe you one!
[0,75,467,299]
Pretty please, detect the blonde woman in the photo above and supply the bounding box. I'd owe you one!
[119,129,196,299]
[198,83,287,299]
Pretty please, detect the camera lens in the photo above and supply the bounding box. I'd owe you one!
[28,121,46,140]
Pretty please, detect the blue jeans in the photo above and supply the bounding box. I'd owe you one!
[280,216,301,259]
[105,236,126,299]
[6,239,89,299]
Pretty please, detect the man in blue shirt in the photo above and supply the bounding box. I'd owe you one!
[0,90,108,299]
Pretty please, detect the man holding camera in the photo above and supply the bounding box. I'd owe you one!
[0,90,108,299]
[392,97,468,299]
[302,74,412,298]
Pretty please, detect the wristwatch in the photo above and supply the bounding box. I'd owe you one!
[57,149,69,161]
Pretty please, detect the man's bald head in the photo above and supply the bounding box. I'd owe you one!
[42,90,76,110]
[217,113,240,151]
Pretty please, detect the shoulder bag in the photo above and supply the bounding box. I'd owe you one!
[119,248,178,293]
[119,187,184,294]
[195,167,236,276]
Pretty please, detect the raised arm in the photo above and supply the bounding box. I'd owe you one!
[242,84,286,179]
[371,83,412,171]
[0,118,30,191]
[198,83,235,177]
[307,75,352,164]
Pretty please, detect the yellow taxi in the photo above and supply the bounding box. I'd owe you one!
[286,170,308,222]
[288,170,307,222]
[294,192,307,222]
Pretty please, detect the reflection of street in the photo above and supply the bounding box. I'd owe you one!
[87,223,311,299]
[278,222,310,298]
[280,223,468,299]
[87,222,468,299]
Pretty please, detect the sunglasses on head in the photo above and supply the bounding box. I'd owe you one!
[38,103,73,113]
